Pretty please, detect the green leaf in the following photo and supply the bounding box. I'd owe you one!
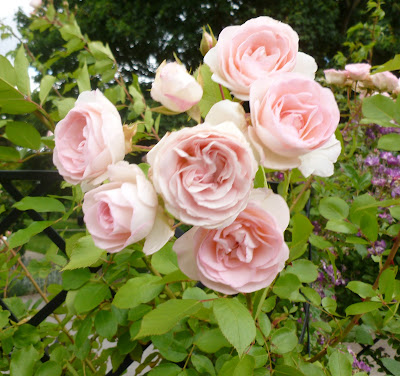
[273,273,303,301]
[213,298,256,356]
[148,363,182,376]
[14,45,30,95]
[8,221,53,249]
[390,206,400,220]
[254,165,267,188]
[76,62,91,93]
[74,282,111,313]
[191,354,215,376]
[362,94,399,127]
[56,98,76,118]
[158,270,189,284]
[0,55,17,87]
[328,350,352,376]
[322,297,337,315]
[319,197,349,220]
[6,121,41,149]
[325,220,358,234]
[151,242,179,274]
[88,41,115,61]
[274,365,305,376]
[380,358,400,376]
[286,259,318,283]
[94,310,118,338]
[346,281,377,299]
[40,75,56,105]
[349,194,377,225]
[34,361,62,376]
[151,332,187,362]
[290,213,313,260]
[14,43,31,95]
[13,196,65,213]
[301,287,321,306]
[197,64,231,117]
[13,324,40,348]
[379,268,396,302]
[136,299,202,338]
[0,78,37,114]
[0,311,10,327]
[378,134,400,151]
[374,54,400,73]
[258,313,271,338]
[355,326,374,345]
[218,355,255,376]
[360,213,378,241]
[345,301,382,315]
[0,146,20,161]
[10,345,40,376]
[63,235,105,270]
[194,328,230,353]
[271,328,297,354]
[113,275,164,309]
[248,346,268,368]
[62,268,91,290]
[75,316,92,348]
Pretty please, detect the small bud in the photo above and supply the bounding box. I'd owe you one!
[200,30,217,56]
[123,123,138,154]
[30,0,42,8]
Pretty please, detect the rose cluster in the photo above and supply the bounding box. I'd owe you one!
[324,63,400,93]
[53,16,341,294]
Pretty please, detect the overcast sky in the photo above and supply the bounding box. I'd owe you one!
[0,0,32,56]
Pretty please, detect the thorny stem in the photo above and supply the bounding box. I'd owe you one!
[308,226,400,363]
[218,84,225,100]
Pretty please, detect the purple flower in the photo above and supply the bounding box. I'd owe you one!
[365,128,376,139]
[372,177,386,186]
[378,126,400,135]
[379,212,393,224]
[368,240,386,256]
[392,185,400,198]
[380,151,394,160]
[364,155,380,166]
[387,155,400,166]
[386,168,400,179]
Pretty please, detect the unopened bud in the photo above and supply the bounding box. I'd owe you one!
[200,30,217,56]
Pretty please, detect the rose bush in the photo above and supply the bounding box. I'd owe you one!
[204,16,317,100]
[53,90,125,188]
[173,188,289,294]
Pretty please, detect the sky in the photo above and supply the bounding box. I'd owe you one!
[0,0,32,56]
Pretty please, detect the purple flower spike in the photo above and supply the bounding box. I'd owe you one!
[364,155,380,166]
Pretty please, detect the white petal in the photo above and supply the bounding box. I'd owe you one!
[203,47,219,74]
[205,100,247,132]
[143,206,174,255]
[250,188,290,232]
[173,227,201,280]
[292,52,318,79]
[299,135,341,177]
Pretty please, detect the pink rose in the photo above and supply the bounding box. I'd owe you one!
[371,71,399,92]
[324,69,349,86]
[204,16,317,100]
[150,61,203,113]
[146,105,257,228]
[173,189,290,294]
[83,162,173,254]
[53,90,125,187]
[248,73,341,177]
[345,63,371,81]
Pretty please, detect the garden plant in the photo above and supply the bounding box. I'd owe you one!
[0,1,400,375]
